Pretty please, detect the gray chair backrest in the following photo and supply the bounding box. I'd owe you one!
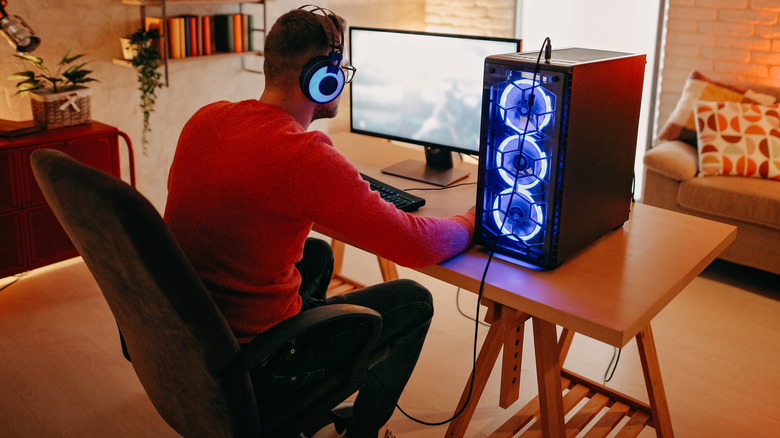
[31,148,261,437]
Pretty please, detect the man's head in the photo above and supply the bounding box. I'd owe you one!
[263,6,347,105]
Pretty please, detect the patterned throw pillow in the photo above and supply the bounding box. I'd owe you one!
[657,70,776,146]
[695,100,780,180]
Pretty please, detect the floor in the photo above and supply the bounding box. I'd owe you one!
[0,243,778,437]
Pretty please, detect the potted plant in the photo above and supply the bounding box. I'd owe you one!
[126,27,164,153]
[8,47,97,129]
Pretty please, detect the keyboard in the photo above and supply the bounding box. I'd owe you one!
[360,173,426,212]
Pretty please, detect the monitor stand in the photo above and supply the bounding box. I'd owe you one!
[381,146,470,187]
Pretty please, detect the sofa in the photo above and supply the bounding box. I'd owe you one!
[642,70,780,275]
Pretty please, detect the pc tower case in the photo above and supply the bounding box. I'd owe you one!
[475,48,646,269]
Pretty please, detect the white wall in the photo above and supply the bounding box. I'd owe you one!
[517,0,663,198]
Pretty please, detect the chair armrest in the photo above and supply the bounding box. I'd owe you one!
[232,304,382,374]
[643,140,699,181]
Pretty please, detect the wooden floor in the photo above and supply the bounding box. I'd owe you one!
[0,246,778,437]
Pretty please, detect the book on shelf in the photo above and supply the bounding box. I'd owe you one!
[183,16,191,57]
[208,15,217,55]
[167,16,182,59]
[188,15,198,56]
[196,15,203,56]
[178,17,186,58]
[242,14,250,52]
[233,14,242,53]
[201,15,212,55]
[247,14,254,51]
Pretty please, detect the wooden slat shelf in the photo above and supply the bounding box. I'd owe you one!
[113,50,263,67]
[489,375,654,438]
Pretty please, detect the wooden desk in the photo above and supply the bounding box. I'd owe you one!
[325,132,479,290]
[328,132,737,438]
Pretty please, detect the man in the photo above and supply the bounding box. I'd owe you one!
[164,5,475,437]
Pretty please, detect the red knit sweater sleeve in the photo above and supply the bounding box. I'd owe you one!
[287,133,475,268]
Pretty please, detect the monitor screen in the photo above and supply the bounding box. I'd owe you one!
[348,27,522,156]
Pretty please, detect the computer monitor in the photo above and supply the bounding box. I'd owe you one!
[348,27,522,186]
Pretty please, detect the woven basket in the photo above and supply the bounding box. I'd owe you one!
[30,87,92,129]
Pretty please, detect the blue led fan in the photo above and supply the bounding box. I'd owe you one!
[498,78,555,134]
[490,187,544,242]
[496,134,548,189]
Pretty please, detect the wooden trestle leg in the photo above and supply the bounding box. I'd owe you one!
[445,301,529,438]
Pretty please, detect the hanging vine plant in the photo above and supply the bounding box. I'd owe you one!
[127,27,164,154]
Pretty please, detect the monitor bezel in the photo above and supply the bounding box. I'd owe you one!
[348,26,523,156]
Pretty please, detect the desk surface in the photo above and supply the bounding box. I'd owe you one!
[331,132,737,348]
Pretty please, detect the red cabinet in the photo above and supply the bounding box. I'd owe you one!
[0,122,134,278]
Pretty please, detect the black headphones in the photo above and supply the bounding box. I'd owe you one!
[298,5,345,104]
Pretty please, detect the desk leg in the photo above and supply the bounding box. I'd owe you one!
[331,239,346,274]
[377,256,400,282]
[330,239,400,283]
[636,324,675,438]
[445,303,508,438]
[532,318,566,438]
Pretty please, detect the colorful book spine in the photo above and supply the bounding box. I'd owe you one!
[196,15,203,56]
[183,16,191,57]
[178,17,186,58]
[167,17,182,59]
[247,14,253,52]
[242,14,249,52]
[188,16,198,56]
[233,14,243,53]
[209,15,217,54]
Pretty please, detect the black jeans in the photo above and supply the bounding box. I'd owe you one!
[296,238,433,438]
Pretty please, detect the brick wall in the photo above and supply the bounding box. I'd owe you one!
[657,0,780,136]
[424,0,515,37]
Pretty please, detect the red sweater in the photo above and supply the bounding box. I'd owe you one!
[165,100,474,342]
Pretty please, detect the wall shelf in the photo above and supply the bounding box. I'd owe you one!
[121,0,266,84]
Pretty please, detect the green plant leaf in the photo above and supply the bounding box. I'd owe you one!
[63,66,95,84]
[59,46,78,65]
[41,75,62,83]
[14,81,42,95]
[13,54,43,68]
[7,71,35,81]
[16,80,40,90]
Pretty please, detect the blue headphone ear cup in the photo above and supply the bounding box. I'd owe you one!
[300,56,345,104]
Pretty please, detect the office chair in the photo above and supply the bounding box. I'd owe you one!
[30,148,384,438]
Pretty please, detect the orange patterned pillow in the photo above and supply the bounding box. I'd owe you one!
[657,70,776,146]
[695,100,780,180]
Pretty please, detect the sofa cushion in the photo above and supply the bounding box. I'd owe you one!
[678,175,780,230]
[643,140,699,181]
[657,70,776,146]
[695,100,780,180]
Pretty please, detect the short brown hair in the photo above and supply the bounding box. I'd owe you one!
[263,8,345,87]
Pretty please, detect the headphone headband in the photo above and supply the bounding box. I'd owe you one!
[297,4,343,52]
